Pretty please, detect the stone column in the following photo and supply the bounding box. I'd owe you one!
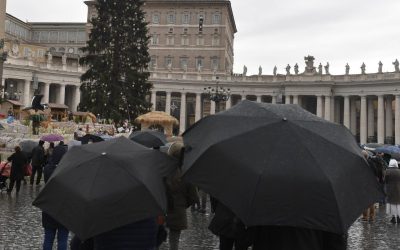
[360,96,368,145]
[73,85,81,112]
[210,101,216,115]
[241,95,246,101]
[350,98,357,135]
[330,96,335,122]
[395,95,400,144]
[195,93,202,122]
[272,95,277,104]
[324,95,331,121]
[43,83,50,104]
[23,79,31,107]
[165,91,171,115]
[179,92,186,134]
[58,84,66,105]
[256,95,262,103]
[334,99,341,123]
[293,95,299,105]
[377,95,385,144]
[343,96,350,129]
[317,95,323,118]
[367,98,375,142]
[385,96,393,143]
[225,97,232,110]
[150,91,157,111]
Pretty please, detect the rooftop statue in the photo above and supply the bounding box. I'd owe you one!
[243,65,247,76]
[324,62,330,75]
[345,63,350,75]
[294,63,299,75]
[273,66,277,76]
[318,63,323,75]
[393,59,399,73]
[258,65,262,76]
[378,61,383,73]
[361,63,366,74]
[304,55,316,74]
[286,64,291,75]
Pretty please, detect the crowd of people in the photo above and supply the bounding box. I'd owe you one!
[1,136,400,250]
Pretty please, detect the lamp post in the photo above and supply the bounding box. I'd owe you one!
[203,76,230,113]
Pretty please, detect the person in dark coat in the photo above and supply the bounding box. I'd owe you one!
[208,199,253,250]
[50,141,68,165]
[385,159,400,223]
[30,140,45,185]
[252,226,347,250]
[93,218,158,250]
[7,146,28,194]
[42,162,69,250]
[165,142,199,250]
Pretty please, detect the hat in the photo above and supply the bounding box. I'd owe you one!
[167,141,184,160]
[389,159,398,168]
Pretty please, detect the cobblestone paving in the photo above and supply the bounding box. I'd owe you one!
[1,184,400,250]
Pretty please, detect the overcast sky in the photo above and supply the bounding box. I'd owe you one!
[6,0,400,75]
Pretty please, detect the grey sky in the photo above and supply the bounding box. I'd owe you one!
[6,0,400,75]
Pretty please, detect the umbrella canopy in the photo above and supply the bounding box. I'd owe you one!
[182,100,383,235]
[41,134,64,142]
[129,130,168,148]
[20,140,38,155]
[33,137,177,240]
[99,134,114,141]
[79,134,104,144]
[375,145,400,160]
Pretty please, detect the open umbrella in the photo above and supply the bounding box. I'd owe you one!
[129,130,167,148]
[41,134,64,142]
[20,140,38,156]
[33,137,177,240]
[182,100,383,235]
[375,145,400,160]
[79,134,104,144]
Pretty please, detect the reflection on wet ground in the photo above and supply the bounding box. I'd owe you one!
[0,185,399,249]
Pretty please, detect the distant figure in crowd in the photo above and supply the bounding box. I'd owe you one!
[45,142,55,164]
[50,141,68,165]
[165,142,199,250]
[385,159,400,224]
[361,150,377,221]
[42,153,69,250]
[68,132,82,150]
[7,146,28,194]
[209,199,253,250]
[30,140,46,185]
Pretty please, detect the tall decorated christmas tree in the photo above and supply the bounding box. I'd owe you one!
[79,0,152,123]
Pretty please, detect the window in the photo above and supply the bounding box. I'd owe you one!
[58,47,65,53]
[152,14,160,24]
[166,35,174,46]
[181,35,189,46]
[165,56,173,68]
[182,13,190,24]
[196,35,204,46]
[37,49,45,58]
[150,56,157,69]
[211,57,219,71]
[212,35,220,46]
[212,14,221,24]
[196,57,204,69]
[49,47,56,53]
[24,47,31,57]
[167,13,175,24]
[180,57,188,70]
[151,34,159,45]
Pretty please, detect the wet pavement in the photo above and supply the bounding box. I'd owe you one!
[1,184,400,250]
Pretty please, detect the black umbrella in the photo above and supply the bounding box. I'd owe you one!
[33,137,177,240]
[182,100,383,234]
[79,134,104,144]
[129,130,168,148]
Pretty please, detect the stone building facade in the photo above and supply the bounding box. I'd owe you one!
[1,0,400,146]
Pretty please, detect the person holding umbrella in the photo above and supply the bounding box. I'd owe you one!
[385,159,400,224]
[30,140,46,185]
[6,146,28,194]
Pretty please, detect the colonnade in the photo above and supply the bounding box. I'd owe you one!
[150,90,400,145]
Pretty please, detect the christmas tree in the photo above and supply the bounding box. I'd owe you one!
[79,0,152,123]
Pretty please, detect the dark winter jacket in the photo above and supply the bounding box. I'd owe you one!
[93,218,158,250]
[31,145,45,166]
[7,152,27,180]
[70,236,94,250]
[252,226,347,250]
[50,145,67,165]
[385,168,400,204]
[41,163,68,230]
